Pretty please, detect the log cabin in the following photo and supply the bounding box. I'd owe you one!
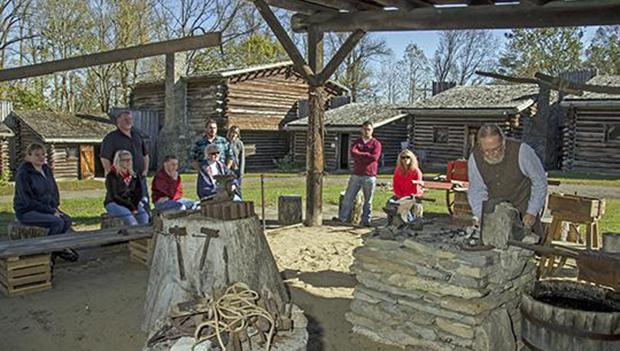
[0,123,14,179]
[403,84,553,169]
[4,111,115,179]
[286,103,411,171]
[561,75,620,175]
[130,61,349,170]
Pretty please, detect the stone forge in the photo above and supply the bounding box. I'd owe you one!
[346,224,536,351]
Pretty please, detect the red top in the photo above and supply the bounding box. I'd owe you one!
[151,168,183,203]
[393,168,423,199]
[351,137,382,177]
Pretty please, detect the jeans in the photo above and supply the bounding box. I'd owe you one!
[338,175,376,225]
[139,177,150,211]
[154,198,198,213]
[105,202,149,226]
[16,211,72,235]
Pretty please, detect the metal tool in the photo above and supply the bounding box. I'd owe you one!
[198,227,220,270]
[169,226,188,280]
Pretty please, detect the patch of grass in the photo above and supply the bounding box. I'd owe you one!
[548,171,620,187]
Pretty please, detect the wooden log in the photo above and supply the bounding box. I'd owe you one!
[142,214,289,333]
[100,213,125,229]
[278,195,303,225]
[339,191,362,225]
[8,221,49,240]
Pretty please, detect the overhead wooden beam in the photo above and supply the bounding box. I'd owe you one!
[0,33,221,82]
[476,70,538,84]
[252,0,315,83]
[373,0,430,10]
[308,0,381,11]
[522,0,552,5]
[535,72,620,96]
[290,1,620,32]
[264,0,338,13]
[316,30,366,85]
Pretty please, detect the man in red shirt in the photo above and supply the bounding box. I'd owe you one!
[151,155,197,213]
[338,121,382,226]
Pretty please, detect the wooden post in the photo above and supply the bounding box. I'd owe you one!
[305,29,324,227]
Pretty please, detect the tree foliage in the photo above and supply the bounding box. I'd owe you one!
[433,30,497,85]
[499,28,584,77]
[585,26,620,75]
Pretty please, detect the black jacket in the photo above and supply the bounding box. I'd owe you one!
[13,162,60,217]
[104,170,143,211]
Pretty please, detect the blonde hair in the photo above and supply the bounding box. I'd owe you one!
[112,150,134,175]
[227,125,241,140]
[396,149,419,175]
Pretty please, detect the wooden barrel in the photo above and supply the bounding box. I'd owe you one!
[521,280,620,351]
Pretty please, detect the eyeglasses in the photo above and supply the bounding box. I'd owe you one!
[120,158,132,162]
[209,152,220,155]
[401,156,411,159]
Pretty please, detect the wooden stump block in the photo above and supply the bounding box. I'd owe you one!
[8,221,48,240]
[339,191,363,225]
[603,233,620,254]
[142,214,289,333]
[101,213,125,229]
[129,238,153,266]
[200,201,255,220]
[453,191,473,219]
[278,195,302,225]
[0,254,52,297]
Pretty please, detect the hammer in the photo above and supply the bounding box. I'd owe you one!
[169,226,188,280]
[198,227,220,270]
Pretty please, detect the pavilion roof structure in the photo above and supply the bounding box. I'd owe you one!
[261,0,620,33]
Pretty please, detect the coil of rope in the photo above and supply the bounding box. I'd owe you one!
[192,282,276,351]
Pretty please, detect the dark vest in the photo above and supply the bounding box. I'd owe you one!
[473,138,531,216]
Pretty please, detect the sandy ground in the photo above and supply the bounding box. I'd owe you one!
[0,205,402,351]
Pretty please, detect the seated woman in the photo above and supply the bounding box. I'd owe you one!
[14,143,77,261]
[151,155,197,213]
[387,149,424,224]
[104,150,149,225]
[197,144,241,201]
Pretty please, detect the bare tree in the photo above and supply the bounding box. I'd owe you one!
[433,31,462,84]
[378,55,405,104]
[0,0,35,69]
[402,43,430,103]
[327,33,391,102]
[454,30,497,85]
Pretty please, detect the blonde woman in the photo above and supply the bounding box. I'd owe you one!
[104,150,149,225]
[388,149,424,223]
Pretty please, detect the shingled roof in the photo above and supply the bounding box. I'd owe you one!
[9,111,115,143]
[563,75,620,102]
[405,84,541,115]
[286,103,406,131]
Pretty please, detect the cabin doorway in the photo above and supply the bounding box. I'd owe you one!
[339,133,350,169]
[464,126,480,157]
[79,144,95,179]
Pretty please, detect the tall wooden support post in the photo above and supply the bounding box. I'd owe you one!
[305,30,324,227]
[524,84,551,168]
[158,53,188,168]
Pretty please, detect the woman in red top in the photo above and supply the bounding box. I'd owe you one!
[151,155,197,213]
[393,149,423,198]
[388,149,424,223]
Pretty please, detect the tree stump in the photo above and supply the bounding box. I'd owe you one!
[100,213,125,229]
[603,233,620,253]
[278,195,302,225]
[142,212,289,333]
[338,191,363,225]
[8,220,48,240]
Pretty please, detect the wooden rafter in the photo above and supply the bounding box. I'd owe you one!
[290,1,620,32]
[264,0,338,13]
[372,0,431,9]
[0,33,221,82]
[309,0,382,11]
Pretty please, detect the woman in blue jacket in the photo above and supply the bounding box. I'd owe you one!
[13,143,77,261]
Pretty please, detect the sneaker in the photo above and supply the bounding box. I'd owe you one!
[55,249,79,262]
[361,222,373,228]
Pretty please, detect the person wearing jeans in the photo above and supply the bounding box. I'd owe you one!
[338,121,382,226]
[152,155,197,213]
[104,149,149,226]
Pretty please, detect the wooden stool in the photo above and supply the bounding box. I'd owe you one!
[0,254,52,297]
[7,220,48,240]
[278,195,302,225]
[538,193,605,278]
[101,213,125,229]
[129,238,154,266]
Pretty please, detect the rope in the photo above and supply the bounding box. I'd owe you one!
[192,283,276,351]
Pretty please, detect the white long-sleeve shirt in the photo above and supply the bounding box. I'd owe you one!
[467,143,547,219]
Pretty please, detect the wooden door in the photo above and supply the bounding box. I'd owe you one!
[464,126,479,158]
[79,144,95,179]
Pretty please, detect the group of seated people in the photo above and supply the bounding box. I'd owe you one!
[12,142,241,262]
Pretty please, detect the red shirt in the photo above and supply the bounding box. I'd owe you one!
[151,169,183,203]
[393,168,423,199]
[351,137,382,177]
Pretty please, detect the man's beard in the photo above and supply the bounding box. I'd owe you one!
[484,153,504,165]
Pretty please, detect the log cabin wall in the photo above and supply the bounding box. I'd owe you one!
[243,130,290,170]
[186,78,226,136]
[410,113,521,168]
[130,84,166,124]
[49,143,79,179]
[373,116,412,169]
[0,137,10,178]
[562,106,620,175]
[294,130,339,171]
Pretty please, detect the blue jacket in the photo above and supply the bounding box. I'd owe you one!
[197,160,238,199]
[14,162,60,217]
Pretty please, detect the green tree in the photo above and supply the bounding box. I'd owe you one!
[499,28,584,77]
[585,26,620,75]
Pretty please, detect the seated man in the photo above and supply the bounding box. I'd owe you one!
[197,144,241,201]
[151,155,197,213]
[13,142,78,262]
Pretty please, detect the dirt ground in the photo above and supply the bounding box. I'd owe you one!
[0,205,402,351]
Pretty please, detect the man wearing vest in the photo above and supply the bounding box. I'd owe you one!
[467,123,547,235]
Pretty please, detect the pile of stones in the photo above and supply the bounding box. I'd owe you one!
[346,228,536,351]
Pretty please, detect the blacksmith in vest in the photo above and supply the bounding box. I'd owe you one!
[467,124,547,234]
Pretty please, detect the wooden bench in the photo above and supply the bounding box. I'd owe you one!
[0,254,52,297]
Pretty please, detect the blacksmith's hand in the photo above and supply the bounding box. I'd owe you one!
[523,213,536,228]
